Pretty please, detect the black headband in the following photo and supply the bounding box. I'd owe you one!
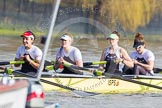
[133,40,144,48]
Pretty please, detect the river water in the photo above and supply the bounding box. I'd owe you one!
[0,36,162,108]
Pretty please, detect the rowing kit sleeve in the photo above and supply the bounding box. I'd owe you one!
[71,47,82,62]
[145,50,155,62]
[56,47,82,62]
[29,45,42,61]
[15,46,26,59]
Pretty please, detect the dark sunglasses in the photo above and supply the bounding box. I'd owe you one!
[135,45,142,49]
[61,39,67,41]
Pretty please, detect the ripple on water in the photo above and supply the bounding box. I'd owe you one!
[45,92,162,108]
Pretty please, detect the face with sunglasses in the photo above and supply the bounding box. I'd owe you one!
[135,45,145,54]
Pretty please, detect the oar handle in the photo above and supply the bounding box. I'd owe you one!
[45,65,54,71]
[10,61,25,64]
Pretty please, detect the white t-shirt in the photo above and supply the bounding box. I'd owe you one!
[130,49,155,63]
[15,45,42,61]
[56,46,82,63]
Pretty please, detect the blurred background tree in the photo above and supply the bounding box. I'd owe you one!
[0,0,162,36]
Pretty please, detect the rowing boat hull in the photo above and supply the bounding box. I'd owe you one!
[2,71,162,94]
[40,76,162,94]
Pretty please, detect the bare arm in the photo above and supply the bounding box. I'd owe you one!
[133,59,154,71]
[75,60,83,67]
[120,48,134,68]
[25,55,41,69]
[98,49,106,70]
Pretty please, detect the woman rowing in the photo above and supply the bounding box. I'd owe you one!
[54,33,83,74]
[14,31,42,74]
[99,31,133,74]
[130,32,155,75]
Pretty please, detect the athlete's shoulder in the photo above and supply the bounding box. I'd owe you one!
[143,49,153,54]
[17,45,25,50]
[71,46,80,51]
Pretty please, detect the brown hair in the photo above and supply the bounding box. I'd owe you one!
[133,32,146,48]
[112,31,120,38]
[63,32,73,42]
[134,32,145,43]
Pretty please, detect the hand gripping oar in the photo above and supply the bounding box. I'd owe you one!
[104,73,162,90]
[62,63,103,76]
[0,61,25,65]
[45,62,103,76]
[45,61,107,71]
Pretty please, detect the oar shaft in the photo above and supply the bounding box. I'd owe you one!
[0,62,10,65]
[63,63,94,73]
[83,61,107,66]
[45,63,90,71]
[45,62,104,75]
[154,67,162,73]
[45,61,107,71]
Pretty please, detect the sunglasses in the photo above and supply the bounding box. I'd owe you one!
[135,45,142,49]
[61,39,67,41]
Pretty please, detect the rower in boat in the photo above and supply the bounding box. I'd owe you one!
[54,33,83,74]
[14,31,43,74]
[98,31,133,74]
[129,32,155,75]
